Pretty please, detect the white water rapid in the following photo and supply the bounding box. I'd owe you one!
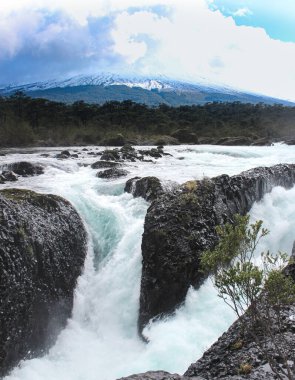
[1,144,295,380]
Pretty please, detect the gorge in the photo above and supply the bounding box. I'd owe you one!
[0,144,295,380]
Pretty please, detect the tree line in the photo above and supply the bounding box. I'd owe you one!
[0,91,294,146]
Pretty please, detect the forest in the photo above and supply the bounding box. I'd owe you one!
[0,91,295,146]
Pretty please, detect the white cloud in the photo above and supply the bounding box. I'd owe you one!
[0,0,295,101]
[109,1,295,101]
[233,8,253,17]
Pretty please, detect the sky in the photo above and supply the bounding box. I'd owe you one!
[0,0,295,101]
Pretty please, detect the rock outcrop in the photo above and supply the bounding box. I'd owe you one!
[4,161,44,176]
[0,162,44,183]
[97,168,129,179]
[184,298,295,379]
[139,164,295,332]
[0,189,87,376]
[117,371,186,380]
[0,171,18,183]
[124,176,165,202]
[91,160,122,169]
[97,145,169,164]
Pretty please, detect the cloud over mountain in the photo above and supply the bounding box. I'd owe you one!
[0,0,295,101]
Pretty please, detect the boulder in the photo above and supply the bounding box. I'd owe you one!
[0,189,87,376]
[138,147,164,159]
[100,149,121,162]
[124,176,165,202]
[91,160,122,169]
[0,171,18,182]
[97,168,129,179]
[56,150,71,159]
[4,162,44,176]
[98,145,171,163]
[139,164,295,332]
[120,144,139,161]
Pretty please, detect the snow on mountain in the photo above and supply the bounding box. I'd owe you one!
[0,72,292,106]
[0,73,175,93]
[0,72,237,94]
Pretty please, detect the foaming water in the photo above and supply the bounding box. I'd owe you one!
[1,144,295,380]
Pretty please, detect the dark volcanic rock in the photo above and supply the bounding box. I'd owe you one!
[0,171,18,182]
[139,164,295,332]
[124,177,165,202]
[0,189,87,376]
[120,144,139,161]
[138,148,162,159]
[4,162,44,176]
[56,150,71,159]
[100,149,121,162]
[91,160,121,169]
[97,168,129,179]
[117,371,187,380]
[184,300,295,379]
[98,145,170,164]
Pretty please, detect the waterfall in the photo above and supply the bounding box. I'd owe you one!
[1,144,295,380]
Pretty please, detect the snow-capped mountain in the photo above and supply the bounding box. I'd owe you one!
[0,72,228,92]
[0,73,292,106]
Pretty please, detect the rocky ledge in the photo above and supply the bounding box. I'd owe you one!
[124,176,165,202]
[184,306,295,380]
[119,244,295,380]
[139,164,295,333]
[0,189,87,376]
[0,162,44,183]
[118,371,186,380]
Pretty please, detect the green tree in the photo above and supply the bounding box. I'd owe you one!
[201,214,295,379]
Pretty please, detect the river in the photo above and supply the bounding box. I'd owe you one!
[1,144,295,380]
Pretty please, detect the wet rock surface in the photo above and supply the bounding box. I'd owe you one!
[91,160,122,169]
[0,189,87,376]
[97,145,169,164]
[184,302,295,380]
[0,171,18,182]
[97,168,129,179]
[56,150,71,159]
[117,371,189,380]
[3,161,44,177]
[139,164,295,332]
[124,176,165,202]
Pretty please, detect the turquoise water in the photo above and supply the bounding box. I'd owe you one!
[1,144,295,380]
